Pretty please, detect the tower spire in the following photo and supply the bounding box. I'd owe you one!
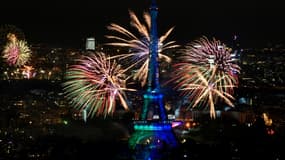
[147,0,159,92]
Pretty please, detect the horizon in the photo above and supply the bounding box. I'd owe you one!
[1,0,284,48]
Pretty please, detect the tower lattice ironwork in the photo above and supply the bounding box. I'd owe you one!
[128,0,178,153]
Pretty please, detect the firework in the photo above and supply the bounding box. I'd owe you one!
[7,33,17,43]
[0,24,25,46]
[21,65,35,79]
[62,52,136,118]
[174,66,235,118]
[105,10,179,86]
[184,36,239,70]
[2,40,31,67]
[167,36,240,118]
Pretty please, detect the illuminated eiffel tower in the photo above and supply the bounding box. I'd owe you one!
[128,0,178,152]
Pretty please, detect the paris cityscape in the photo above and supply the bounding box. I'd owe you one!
[0,0,285,159]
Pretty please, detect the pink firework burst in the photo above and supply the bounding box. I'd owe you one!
[2,40,31,67]
[180,36,240,76]
[166,36,240,118]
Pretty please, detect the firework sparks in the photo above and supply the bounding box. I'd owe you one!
[105,10,179,86]
[2,39,31,67]
[21,65,35,79]
[0,25,26,45]
[62,52,136,118]
[167,36,240,118]
[177,67,235,118]
[179,36,240,90]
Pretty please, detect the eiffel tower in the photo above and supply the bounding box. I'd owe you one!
[128,0,178,154]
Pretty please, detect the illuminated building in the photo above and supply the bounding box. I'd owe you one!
[128,0,178,154]
[85,37,95,51]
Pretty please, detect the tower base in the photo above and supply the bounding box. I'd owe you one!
[129,120,178,150]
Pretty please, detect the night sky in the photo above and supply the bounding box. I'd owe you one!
[1,0,284,48]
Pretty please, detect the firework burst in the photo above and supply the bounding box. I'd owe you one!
[174,66,235,118]
[167,36,240,118]
[62,52,136,118]
[0,24,25,46]
[21,65,35,79]
[179,36,240,91]
[2,40,31,67]
[105,10,179,86]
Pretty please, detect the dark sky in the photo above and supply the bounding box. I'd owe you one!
[1,0,284,48]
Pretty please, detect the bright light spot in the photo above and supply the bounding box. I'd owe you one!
[63,120,68,125]
[185,122,191,128]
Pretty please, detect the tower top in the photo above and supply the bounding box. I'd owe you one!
[150,0,158,11]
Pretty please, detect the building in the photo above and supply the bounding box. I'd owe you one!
[85,37,95,51]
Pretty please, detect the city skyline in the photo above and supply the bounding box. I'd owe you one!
[0,1,284,159]
[1,0,284,48]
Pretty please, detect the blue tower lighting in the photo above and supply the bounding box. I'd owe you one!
[129,0,178,152]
